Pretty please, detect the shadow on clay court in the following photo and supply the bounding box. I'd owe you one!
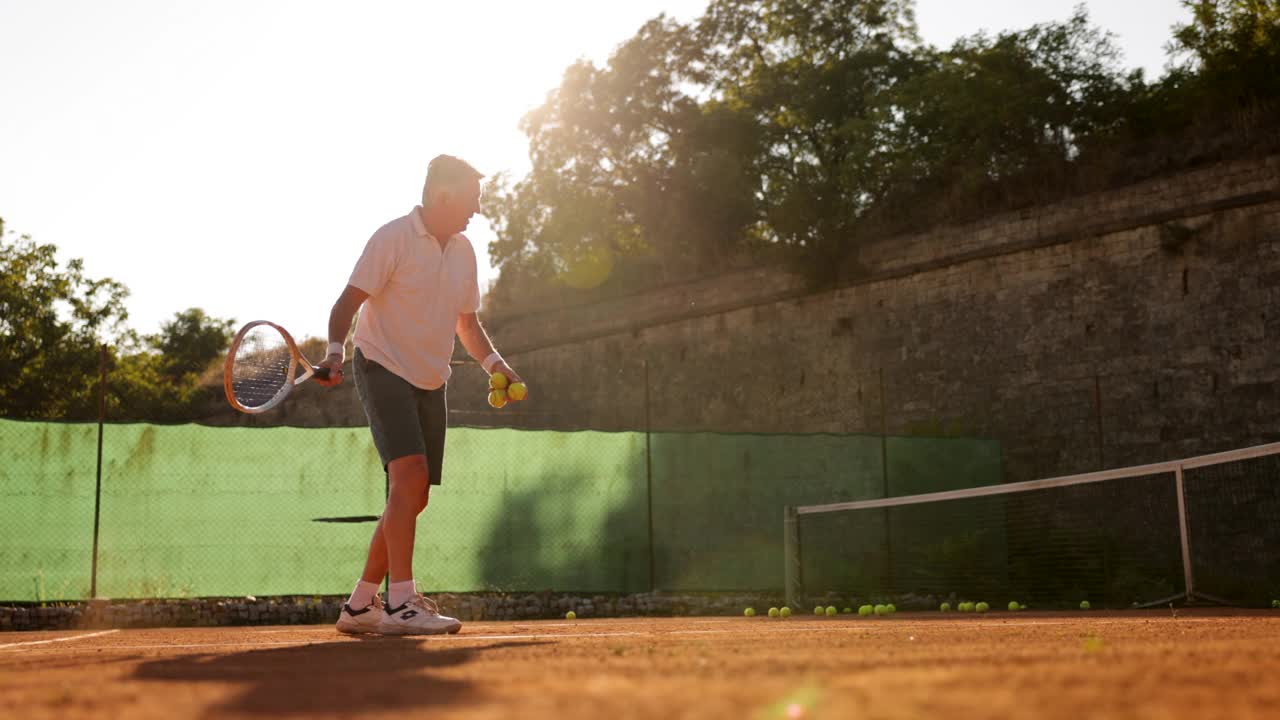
[131,636,549,717]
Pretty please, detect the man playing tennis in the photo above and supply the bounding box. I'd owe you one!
[316,154,523,635]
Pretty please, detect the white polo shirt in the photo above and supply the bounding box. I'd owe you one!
[348,206,481,390]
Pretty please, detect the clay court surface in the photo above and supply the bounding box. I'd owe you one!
[3,610,1279,719]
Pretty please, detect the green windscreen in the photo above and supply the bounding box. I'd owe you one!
[0,421,99,602]
[0,419,1000,600]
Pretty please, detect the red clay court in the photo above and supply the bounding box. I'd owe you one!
[3,610,1279,719]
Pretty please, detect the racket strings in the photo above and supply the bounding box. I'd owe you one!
[231,327,293,409]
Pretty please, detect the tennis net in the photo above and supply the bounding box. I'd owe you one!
[784,441,1280,609]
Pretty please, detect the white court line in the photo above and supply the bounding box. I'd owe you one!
[0,629,119,650]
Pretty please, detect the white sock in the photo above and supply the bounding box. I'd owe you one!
[389,580,416,609]
[346,580,380,610]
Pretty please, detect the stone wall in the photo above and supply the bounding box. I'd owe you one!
[454,154,1280,484]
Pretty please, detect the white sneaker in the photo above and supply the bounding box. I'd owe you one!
[336,593,386,634]
[378,592,462,636]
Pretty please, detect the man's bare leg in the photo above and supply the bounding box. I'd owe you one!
[360,458,430,585]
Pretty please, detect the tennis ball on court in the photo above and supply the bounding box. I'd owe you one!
[825,606,837,617]
[779,607,792,618]
[874,604,888,616]
[959,602,973,612]
[1272,600,1279,609]
[843,607,852,614]
[487,388,507,408]
[975,602,990,613]
[858,605,873,617]
[1079,600,1091,610]
[940,602,952,612]
[507,382,528,401]
[768,607,780,618]
[489,372,509,390]
[814,606,824,616]
[1008,601,1021,611]
[745,607,756,617]
[886,604,896,615]
[565,610,576,620]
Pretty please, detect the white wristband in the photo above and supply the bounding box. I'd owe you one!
[482,352,503,374]
[326,342,345,360]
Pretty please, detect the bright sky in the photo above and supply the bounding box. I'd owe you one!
[1,0,1191,342]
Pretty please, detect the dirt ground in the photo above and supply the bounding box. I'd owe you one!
[2,609,1279,719]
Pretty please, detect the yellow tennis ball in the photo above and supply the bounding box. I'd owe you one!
[779,607,792,618]
[768,607,780,618]
[825,606,837,617]
[744,607,756,617]
[487,388,508,408]
[565,610,576,620]
[507,381,527,401]
[489,372,509,390]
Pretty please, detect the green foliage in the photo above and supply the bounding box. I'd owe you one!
[485,0,1280,303]
[1171,0,1280,110]
[0,219,234,421]
[871,10,1130,219]
[146,308,235,385]
[0,219,130,419]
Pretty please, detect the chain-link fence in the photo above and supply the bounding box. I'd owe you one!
[0,418,1001,601]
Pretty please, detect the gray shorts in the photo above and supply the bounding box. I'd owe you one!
[352,347,446,485]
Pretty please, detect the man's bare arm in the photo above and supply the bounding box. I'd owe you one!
[456,313,522,383]
[315,284,369,387]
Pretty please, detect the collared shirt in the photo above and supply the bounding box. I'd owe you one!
[348,206,481,390]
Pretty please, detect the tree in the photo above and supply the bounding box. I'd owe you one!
[870,9,1130,223]
[0,218,236,421]
[147,307,235,384]
[0,218,130,419]
[1171,0,1280,111]
[696,0,920,269]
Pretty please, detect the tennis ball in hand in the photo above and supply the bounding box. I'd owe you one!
[1080,600,1091,610]
[768,607,780,618]
[744,607,756,617]
[779,607,792,618]
[489,372,509,390]
[975,602,990,613]
[825,606,837,617]
[487,389,507,408]
[565,610,576,620]
[507,382,528,401]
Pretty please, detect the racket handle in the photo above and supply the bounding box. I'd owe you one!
[313,366,331,380]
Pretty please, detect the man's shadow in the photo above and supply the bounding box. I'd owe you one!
[132,636,548,717]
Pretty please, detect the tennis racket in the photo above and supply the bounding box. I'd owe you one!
[224,320,331,414]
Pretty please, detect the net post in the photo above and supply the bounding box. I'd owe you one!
[1174,465,1195,598]
[784,505,801,608]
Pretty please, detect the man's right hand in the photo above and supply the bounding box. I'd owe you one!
[315,355,345,387]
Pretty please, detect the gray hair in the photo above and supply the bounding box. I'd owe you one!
[422,154,484,207]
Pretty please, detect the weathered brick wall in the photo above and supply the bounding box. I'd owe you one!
[458,154,1280,484]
